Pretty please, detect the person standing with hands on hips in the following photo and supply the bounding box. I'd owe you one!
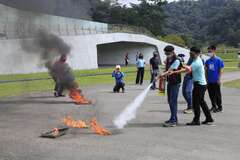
[205,45,224,113]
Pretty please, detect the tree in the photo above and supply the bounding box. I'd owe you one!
[159,34,186,47]
[163,0,240,47]
[92,0,166,35]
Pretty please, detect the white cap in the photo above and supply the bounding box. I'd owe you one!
[115,65,121,69]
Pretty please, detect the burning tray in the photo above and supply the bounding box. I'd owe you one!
[40,127,69,138]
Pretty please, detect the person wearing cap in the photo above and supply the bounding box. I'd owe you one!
[205,45,224,113]
[170,47,214,126]
[112,65,125,93]
[150,51,160,90]
[156,45,183,127]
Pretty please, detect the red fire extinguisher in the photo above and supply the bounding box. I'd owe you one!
[158,77,166,95]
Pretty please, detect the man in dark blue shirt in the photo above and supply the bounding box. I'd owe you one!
[205,45,224,113]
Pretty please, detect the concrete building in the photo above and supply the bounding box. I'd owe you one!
[0,3,189,74]
[0,0,100,20]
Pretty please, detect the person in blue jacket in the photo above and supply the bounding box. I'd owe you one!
[112,65,125,93]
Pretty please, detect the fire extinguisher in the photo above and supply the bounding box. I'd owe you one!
[158,77,166,96]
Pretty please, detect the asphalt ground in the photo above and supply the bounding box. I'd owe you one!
[0,81,239,160]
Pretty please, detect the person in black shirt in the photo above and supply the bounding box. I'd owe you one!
[125,53,129,66]
[150,51,160,90]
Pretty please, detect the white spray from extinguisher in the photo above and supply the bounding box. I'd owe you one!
[113,84,152,129]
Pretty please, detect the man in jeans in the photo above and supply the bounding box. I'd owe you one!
[182,57,193,114]
[205,45,224,113]
[150,51,160,90]
[157,45,182,127]
[171,47,214,125]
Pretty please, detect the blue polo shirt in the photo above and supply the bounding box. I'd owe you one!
[205,56,224,83]
[191,57,207,85]
[112,71,125,84]
[136,59,145,68]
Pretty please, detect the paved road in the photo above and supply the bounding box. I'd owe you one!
[222,71,240,82]
[0,77,240,160]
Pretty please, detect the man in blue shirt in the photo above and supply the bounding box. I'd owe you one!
[171,47,214,125]
[136,53,145,85]
[112,65,125,93]
[205,45,224,113]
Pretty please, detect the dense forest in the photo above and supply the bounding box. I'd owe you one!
[92,0,240,47]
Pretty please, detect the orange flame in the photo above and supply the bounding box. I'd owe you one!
[69,89,91,105]
[63,116,88,128]
[52,128,59,136]
[90,118,111,136]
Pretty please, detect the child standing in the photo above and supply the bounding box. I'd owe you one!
[112,65,125,93]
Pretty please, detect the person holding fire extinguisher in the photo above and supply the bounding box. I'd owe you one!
[156,45,183,127]
[169,47,214,126]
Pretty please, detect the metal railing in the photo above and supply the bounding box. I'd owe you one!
[108,24,155,38]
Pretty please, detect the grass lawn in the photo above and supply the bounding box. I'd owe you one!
[1,54,240,98]
[224,79,240,89]
[0,66,152,98]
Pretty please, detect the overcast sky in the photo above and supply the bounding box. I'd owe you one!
[118,0,178,5]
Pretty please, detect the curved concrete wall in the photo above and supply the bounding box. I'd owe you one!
[0,4,107,39]
[0,33,189,74]
[97,42,157,66]
[0,3,190,74]
[0,0,96,20]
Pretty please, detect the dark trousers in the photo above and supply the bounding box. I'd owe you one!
[167,83,180,123]
[150,69,159,89]
[192,83,213,122]
[125,59,128,66]
[182,76,193,109]
[113,82,125,92]
[136,67,144,85]
[208,83,222,110]
[54,82,64,95]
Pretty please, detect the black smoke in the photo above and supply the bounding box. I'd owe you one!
[21,29,78,90]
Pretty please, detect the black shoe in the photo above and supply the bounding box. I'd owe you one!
[214,108,223,113]
[186,121,200,126]
[201,119,214,125]
[164,120,171,124]
[210,107,217,112]
[54,92,58,97]
[163,122,177,127]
